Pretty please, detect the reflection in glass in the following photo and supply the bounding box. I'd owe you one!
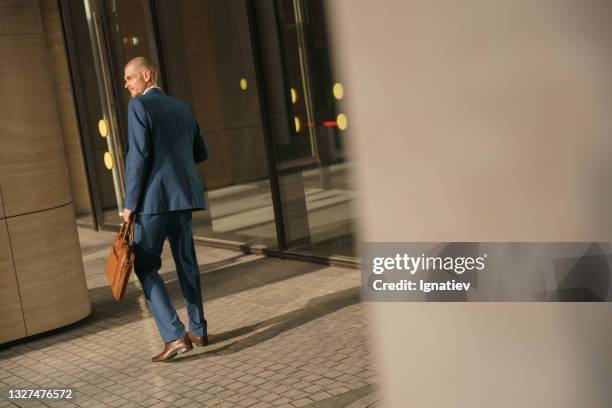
[333,82,344,100]
[52,2,99,227]
[336,113,348,131]
[69,0,357,257]
[103,152,113,170]
[273,0,358,257]
[98,0,159,227]
[155,0,278,247]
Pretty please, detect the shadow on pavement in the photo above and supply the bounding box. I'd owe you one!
[85,255,327,320]
[302,384,378,408]
[171,286,361,361]
[0,255,330,353]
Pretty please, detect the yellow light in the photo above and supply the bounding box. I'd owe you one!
[103,152,113,170]
[294,117,301,133]
[291,88,298,104]
[333,83,344,100]
[98,119,109,137]
[336,113,348,130]
[240,78,248,90]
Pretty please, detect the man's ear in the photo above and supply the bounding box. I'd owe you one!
[142,69,151,82]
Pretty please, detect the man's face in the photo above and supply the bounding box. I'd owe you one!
[124,64,150,98]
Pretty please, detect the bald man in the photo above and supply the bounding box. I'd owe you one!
[122,57,209,362]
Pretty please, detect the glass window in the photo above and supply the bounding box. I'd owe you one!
[155,0,278,247]
[272,0,358,257]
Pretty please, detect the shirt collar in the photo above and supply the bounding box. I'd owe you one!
[143,86,162,95]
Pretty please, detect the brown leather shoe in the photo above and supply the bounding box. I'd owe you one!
[151,335,193,362]
[187,331,209,347]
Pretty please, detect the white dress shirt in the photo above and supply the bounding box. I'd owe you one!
[143,85,162,95]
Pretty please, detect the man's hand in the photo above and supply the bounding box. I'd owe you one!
[122,207,133,224]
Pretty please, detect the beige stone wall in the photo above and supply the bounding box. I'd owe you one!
[328,0,612,406]
[0,0,90,344]
[39,0,91,216]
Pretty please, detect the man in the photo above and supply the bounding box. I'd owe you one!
[122,56,209,362]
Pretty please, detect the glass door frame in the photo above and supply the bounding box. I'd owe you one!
[83,0,127,222]
[80,0,166,230]
[57,0,102,229]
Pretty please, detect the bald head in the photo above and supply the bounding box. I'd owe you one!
[124,56,158,98]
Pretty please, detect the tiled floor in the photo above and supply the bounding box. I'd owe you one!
[0,228,379,408]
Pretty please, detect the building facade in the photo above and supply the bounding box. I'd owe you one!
[59,0,357,262]
[0,0,91,344]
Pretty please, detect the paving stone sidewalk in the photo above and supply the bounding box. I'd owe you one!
[0,228,380,408]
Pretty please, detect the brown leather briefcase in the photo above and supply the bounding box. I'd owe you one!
[105,219,135,301]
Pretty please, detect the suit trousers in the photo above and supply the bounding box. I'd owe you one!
[133,210,207,343]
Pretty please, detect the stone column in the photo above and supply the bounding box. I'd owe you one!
[328,0,612,406]
[0,0,90,344]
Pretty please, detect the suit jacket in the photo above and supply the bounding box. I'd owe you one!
[124,88,208,214]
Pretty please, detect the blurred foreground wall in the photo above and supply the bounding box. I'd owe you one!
[0,0,90,344]
[327,0,612,406]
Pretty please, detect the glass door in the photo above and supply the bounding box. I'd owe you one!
[80,0,280,248]
[82,0,161,227]
[71,0,356,259]
[251,0,358,258]
[153,0,279,248]
[83,0,126,227]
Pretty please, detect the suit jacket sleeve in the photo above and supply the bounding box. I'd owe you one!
[193,120,209,163]
[124,98,151,211]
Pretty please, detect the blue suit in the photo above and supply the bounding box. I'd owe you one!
[124,87,208,343]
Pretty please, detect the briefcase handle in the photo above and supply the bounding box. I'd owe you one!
[118,218,135,243]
